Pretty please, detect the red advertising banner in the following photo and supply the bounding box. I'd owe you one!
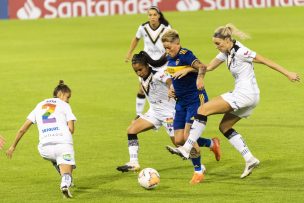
[8,0,304,20]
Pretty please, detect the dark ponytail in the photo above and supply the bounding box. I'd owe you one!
[53,80,71,98]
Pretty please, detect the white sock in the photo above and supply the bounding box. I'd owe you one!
[128,145,139,163]
[60,173,72,188]
[229,134,253,162]
[184,121,206,152]
[136,97,146,116]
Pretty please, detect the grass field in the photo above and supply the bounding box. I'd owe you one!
[0,6,303,203]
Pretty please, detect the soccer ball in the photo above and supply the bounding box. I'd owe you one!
[138,168,160,189]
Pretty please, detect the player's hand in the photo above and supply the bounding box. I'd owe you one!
[172,68,192,79]
[196,77,204,90]
[287,72,300,82]
[6,146,15,159]
[125,52,132,63]
[168,85,176,100]
[0,135,5,150]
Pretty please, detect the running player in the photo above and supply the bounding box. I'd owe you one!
[167,24,300,179]
[117,52,176,172]
[6,80,77,198]
[142,29,221,184]
[125,6,171,117]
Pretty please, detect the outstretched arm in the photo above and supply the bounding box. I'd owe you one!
[254,54,300,82]
[207,58,223,71]
[0,135,5,150]
[125,37,140,63]
[6,120,33,159]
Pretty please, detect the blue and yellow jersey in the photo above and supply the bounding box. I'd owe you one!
[166,48,208,106]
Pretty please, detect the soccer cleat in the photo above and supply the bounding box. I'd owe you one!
[189,172,205,185]
[116,162,140,172]
[166,145,190,160]
[61,186,72,198]
[240,157,260,178]
[210,137,221,161]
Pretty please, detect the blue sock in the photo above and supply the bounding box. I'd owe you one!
[197,137,211,147]
[191,156,202,172]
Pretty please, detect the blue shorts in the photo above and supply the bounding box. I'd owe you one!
[173,89,209,130]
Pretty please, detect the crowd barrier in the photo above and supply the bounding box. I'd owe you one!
[0,0,303,20]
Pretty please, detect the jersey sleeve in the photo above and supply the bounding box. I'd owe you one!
[237,47,256,62]
[216,52,227,61]
[65,104,77,122]
[182,50,198,66]
[155,70,171,84]
[27,107,37,124]
[135,25,143,39]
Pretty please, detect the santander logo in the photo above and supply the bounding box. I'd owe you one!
[17,0,41,19]
[176,0,201,11]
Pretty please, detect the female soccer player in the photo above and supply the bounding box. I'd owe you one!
[6,80,77,198]
[168,24,300,179]
[142,29,221,184]
[117,52,176,172]
[125,6,171,117]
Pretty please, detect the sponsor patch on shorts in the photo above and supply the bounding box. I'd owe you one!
[63,154,72,161]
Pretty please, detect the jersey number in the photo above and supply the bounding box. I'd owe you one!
[42,103,57,124]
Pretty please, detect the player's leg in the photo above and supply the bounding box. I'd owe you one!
[117,116,155,172]
[219,113,260,178]
[56,144,76,198]
[136,83,146,116]
[173,96,232,159]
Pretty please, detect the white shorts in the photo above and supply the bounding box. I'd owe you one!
[140,108,174,137]
[38,143,76,168]
[221,91,260,118]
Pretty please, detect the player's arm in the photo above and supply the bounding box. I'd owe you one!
[192,60,207,90]
[139,51,167,67]
[0,135,5,150]
[207,58,223,71]
[254,54,300,82]
[172,67,197,79]
[125,37,140,62]
[166,78,176,100]
[6,119,33,159]
[68,120,75,134]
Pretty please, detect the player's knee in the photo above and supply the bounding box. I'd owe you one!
[127,125,138,134]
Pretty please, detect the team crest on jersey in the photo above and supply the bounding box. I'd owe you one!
[175,59,180,66]
[63,154,72,161]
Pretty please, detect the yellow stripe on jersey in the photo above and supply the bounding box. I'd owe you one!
[199,94,205,105]
[166,65,189,75]
[179,49,188,55]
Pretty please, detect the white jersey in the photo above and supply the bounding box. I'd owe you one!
[140,69,175,116]
[136,22,171,60]
[27,98,76,145]
[216,41,260,94]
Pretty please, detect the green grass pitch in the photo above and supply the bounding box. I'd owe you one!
[0,6,303,203]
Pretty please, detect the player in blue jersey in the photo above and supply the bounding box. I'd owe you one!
[142,29,221,184]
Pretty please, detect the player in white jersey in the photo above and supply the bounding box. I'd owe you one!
[6,80,77,198]
[168,24,300,178]
[125,6,171,117]
[117,52,176,172]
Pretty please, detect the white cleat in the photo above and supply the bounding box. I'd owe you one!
[166,145,190,160]
[116,162,140,172]
[61,186,72,198]
[240,157,260,179]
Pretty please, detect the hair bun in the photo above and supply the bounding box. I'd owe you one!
[59,80,64,85]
